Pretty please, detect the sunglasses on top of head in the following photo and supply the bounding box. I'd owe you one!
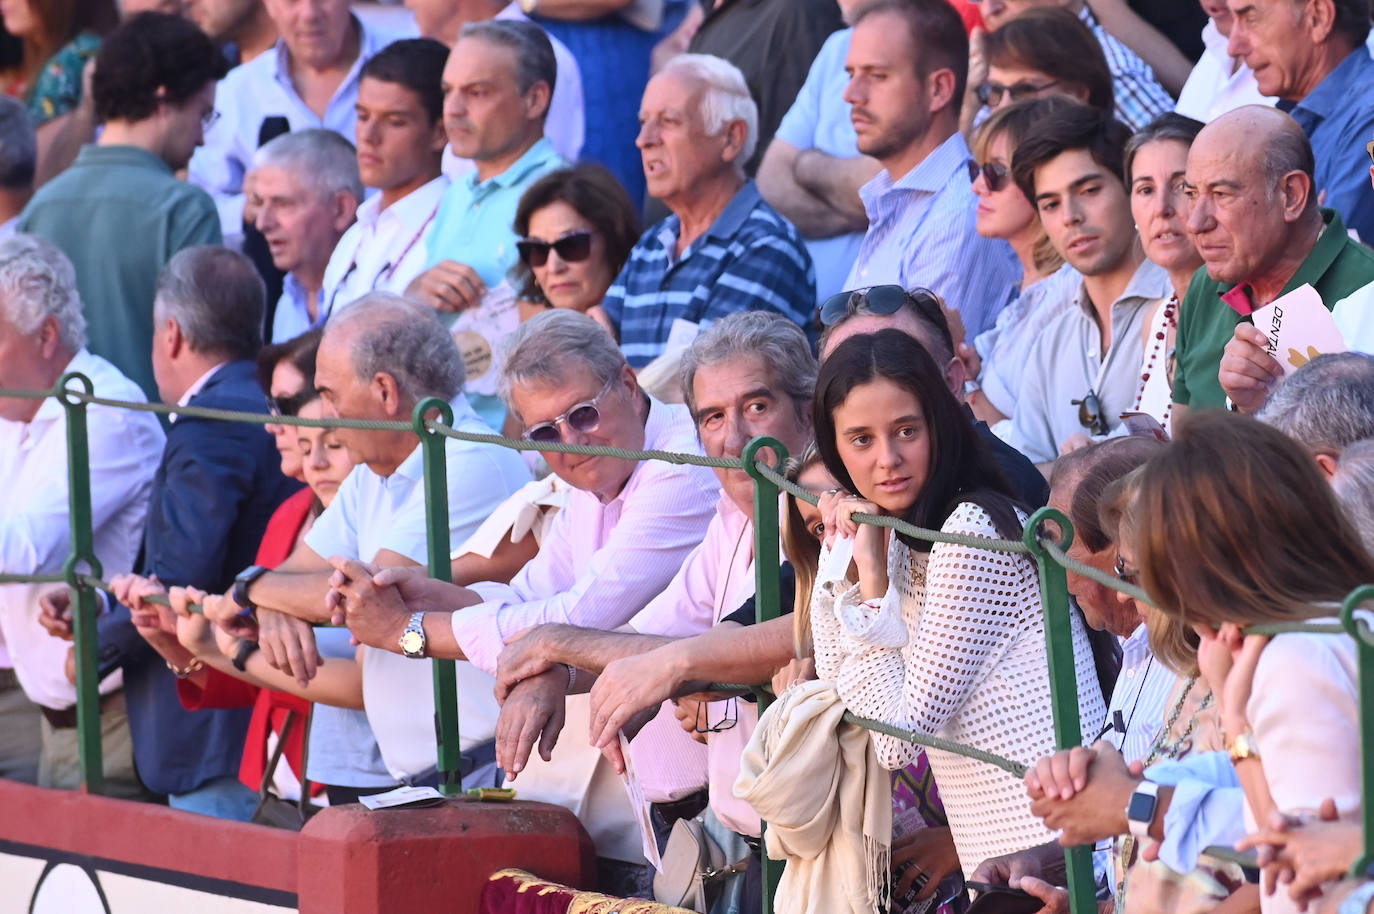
[818,284,955,356]
[516,230,594,268]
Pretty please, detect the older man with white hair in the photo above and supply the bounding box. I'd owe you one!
[249,129,363,342]
[0,236,165,793]
[603,53,816,368]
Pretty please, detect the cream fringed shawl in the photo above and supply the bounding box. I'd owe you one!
[733,679,891,914]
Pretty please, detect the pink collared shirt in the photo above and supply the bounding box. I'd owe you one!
[452,397,721,674]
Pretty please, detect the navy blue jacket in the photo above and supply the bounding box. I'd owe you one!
[96,360,301,796]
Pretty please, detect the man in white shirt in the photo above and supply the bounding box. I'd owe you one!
[249,129,362,343]
[330,309,720,869]
[842,0,1022,340]
[0,237,165,795]
[321,38,450,313]
[405,0,584,173]
[1008,103,1170,467]
[189,0,395,247]
[756,0,876,303]
[198,293,531,789]
[1173,1,1273,123]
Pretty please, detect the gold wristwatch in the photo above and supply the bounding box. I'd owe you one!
[1228,730,1260,764]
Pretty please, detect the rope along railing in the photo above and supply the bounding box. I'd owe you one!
[2,375,1372,914]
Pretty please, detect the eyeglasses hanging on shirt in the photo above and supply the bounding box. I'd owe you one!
[323,202,441,324]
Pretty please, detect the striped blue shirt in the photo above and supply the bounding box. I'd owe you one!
[844,131,1021,340]
[602,180,816,367]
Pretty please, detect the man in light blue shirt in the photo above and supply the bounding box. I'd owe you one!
[757,7,874,303]
[1226,0,1374,242]
[188,0,395,247]
[841,0,1021,340]
[406,20,565,311]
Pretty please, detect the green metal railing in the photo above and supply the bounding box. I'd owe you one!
[3,372,1373,914]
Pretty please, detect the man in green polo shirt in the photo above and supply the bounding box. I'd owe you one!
[18,13,227,403]
[1172,106,1374,418]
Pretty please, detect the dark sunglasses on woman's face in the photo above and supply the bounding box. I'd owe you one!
[268,390,315,418]
[967,159,1010,192]
[516,230,594,268]
[976,78,1059,108]
[1073,388,1108,437]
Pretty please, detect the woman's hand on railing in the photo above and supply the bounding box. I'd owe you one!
[1237,798,1360,907]
[168,587,220,657]
[1026,742,1137,846]
[769,656,815,697]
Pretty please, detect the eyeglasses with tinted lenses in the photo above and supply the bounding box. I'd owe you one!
[516,231,594,268]
[1073,388,1108,436]
[523,377,618,443]
[976,79,1060,108]
[967,159,1010,192]
[268,390,315,418]
[818,284,954,357]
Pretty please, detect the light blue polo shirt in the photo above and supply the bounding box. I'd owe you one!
[425,137,566,428]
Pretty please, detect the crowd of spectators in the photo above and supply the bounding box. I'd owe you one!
[1,0,1374,912]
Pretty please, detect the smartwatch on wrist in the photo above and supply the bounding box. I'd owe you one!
[1125,780,1160,839]
[231,639,260,673]
[232,565,269,614]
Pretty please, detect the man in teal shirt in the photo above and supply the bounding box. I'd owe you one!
[406,20,565,312]
[1172,106,1374,417]
[404,19,565,428]
[19,13,227,402]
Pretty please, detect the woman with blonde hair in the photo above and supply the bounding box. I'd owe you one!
[960,96,1080,429]
[1119,411,1374,914]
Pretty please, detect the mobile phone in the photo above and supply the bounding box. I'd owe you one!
[964,881,1041,914]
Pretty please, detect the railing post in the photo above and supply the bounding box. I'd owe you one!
[413,397,462,796]
[742,435,787,914]
[1342,585,1374,876]
[58,372,104,794]
[1024,507,1095,914]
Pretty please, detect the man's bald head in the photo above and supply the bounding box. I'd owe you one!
[1185,107,1320,287]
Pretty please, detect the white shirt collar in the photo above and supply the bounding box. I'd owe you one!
[172,363,225,421]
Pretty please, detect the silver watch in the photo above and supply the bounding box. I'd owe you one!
[398,611,427,659]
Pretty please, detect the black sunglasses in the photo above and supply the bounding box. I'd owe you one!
[967,159,1010,192]
[1073,388,1108,437]
[268,389,315,418]
[516,230,594,268]
[976,79,1059,108]
[819,284,955,359]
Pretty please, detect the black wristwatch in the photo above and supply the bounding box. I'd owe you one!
[232,564,269,611]
[232,639,260,673]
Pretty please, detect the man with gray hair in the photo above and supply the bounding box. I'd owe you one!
[0,96,35,241]
[603,53,816,368]
[331,308,720,882]
[406,20,565,314]
[197,292,531,790]
[1256,352,1374,476]
[0,236,164,794]
[1176,107,1374,415]
[248,128,363,342]
[37,245,296,818]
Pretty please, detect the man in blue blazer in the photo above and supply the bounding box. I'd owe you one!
[90,246,298,818]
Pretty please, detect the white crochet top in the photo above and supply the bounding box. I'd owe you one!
[811,501,1107,874]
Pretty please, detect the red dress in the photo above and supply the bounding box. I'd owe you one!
[175,487,323,795]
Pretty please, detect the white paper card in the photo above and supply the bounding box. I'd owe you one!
[1251,283,1347,377]
[358,785,445,811]
[619,732,663,872]
[817,536,856,588]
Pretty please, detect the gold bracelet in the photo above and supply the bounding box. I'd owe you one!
[166,657,205,680]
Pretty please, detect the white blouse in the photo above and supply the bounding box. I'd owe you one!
[812,502,1107,873]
